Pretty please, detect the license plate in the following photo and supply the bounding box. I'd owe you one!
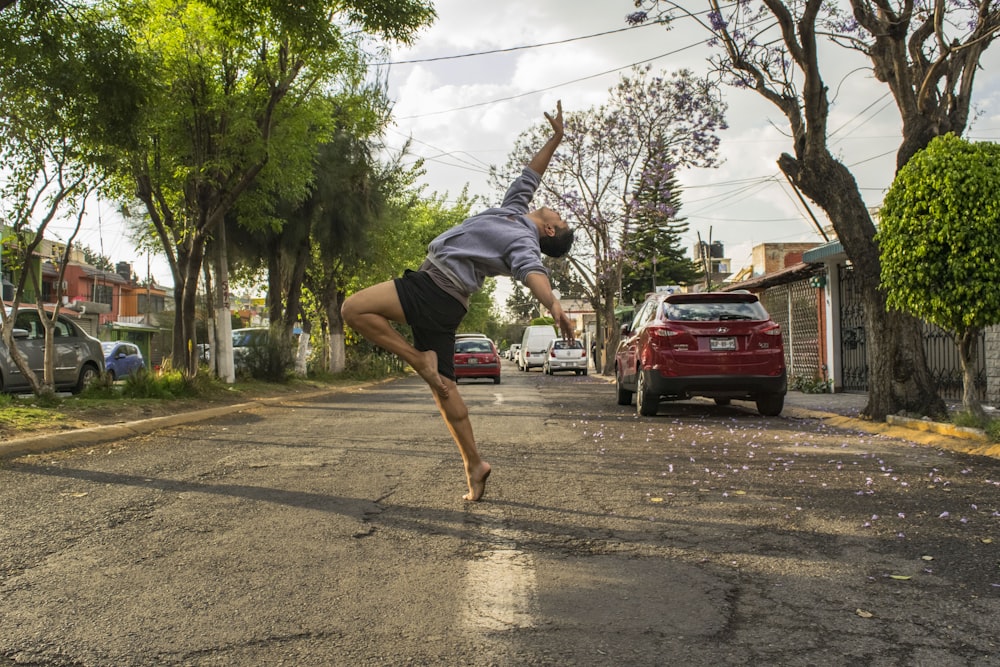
[710,337,737,351]
[468,358,479,364]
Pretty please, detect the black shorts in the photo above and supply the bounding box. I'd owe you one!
[394,269,467,381]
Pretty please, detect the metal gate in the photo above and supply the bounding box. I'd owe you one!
[760,282,821,382]
[837,263,985,401]
[838,264,868,392]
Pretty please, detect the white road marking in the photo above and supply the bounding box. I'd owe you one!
[463,529,536,633]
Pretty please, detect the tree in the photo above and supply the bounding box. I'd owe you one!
[629,0,1000,419]
[78,244,114,272]
[877,135,1000,419]
[115,0,434,377]
[0,0,146,395]
[505,282,538,323]
[496,66,726,373]
[620,145,702,304]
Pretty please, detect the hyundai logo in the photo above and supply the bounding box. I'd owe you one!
[717,327,729,333]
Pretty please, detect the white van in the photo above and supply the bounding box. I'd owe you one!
[519,325,558,372]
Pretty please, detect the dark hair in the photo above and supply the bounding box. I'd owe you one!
[540,226,574,258]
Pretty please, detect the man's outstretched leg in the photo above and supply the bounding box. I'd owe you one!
[341,281,450,398]
[431,379,492,501]
[343,278,491,500]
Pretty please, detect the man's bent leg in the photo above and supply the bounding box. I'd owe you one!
[341,281,449,398]
[432,379,491,501]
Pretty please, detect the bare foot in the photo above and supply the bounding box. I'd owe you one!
[464,462,491,501]
[415,350,449,399]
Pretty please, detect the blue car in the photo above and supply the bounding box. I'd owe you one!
[101,341,145,381]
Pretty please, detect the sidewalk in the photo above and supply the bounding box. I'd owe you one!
[781,390,868,417]
[780,390,1000,460]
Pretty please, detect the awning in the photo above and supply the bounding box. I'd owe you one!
[802,240,845,263]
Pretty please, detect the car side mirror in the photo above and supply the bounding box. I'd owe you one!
[12,328,28,340]
[620,323,631,336]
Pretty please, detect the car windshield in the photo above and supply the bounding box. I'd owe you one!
[101,342,117,353]
[233,330,267,346]
[663,301,768,322]
[456,340,492,354]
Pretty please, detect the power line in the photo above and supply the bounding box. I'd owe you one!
[394,40,709,120]
[371,22,667,66]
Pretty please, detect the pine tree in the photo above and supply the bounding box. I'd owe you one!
[621,146,701,305]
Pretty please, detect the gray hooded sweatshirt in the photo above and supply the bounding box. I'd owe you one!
[423,167,549,309]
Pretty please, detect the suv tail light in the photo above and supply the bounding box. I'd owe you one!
[650,325,680,338]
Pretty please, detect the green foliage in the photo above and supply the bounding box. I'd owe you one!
[985,419,1000,443]
[236,327,296,383]
[505,282,538,322]
[949,411,1000,443]
[951,410,984,429]
[878,135,1000,335]
[460,278,499,334]
[789,374,832,394]
[340,345,405,380]
[621,156,701,304]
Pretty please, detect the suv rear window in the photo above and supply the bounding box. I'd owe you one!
[456,340,493,353]
[663,300,769,322]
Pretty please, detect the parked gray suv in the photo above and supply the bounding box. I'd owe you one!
[0,308,105,393]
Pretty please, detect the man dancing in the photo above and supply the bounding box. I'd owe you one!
[341,101,575,501]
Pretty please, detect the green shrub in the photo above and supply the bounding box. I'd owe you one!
[985,419,1000,443]
[789,374,832,394]
[119,368,226,399]
[79,372,118,399]
[950,410,984,429]
[238,327,295,383]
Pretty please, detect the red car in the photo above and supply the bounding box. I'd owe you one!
[453,337,501,384]
[615,292,787,416]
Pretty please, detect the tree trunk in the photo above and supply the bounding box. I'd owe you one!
[325,296,346,374]
[959,328,984,420]
[599,290,619,376]
[294,319,310,377]
[171,241,206,376]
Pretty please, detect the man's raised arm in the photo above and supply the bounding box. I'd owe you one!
[527,100,564,177]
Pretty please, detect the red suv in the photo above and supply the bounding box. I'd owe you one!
[614,292,787,416]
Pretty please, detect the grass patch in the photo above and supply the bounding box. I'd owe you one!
[950,410,1000,443]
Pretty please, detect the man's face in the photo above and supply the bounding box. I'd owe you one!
[539,208,574,258]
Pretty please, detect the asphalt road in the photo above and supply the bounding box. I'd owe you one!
[1,361,998,666]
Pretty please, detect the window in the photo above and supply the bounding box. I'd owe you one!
[92,284,113,306]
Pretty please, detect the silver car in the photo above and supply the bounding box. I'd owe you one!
[0,309,105,393]
[542,338,589,376]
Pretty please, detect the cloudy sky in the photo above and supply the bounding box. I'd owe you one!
[65,0,1000,286]
[378,0,1000,278]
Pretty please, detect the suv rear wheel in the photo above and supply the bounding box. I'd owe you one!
[756,393,784,416]
[615,366,633,406]
[636,370,659,416]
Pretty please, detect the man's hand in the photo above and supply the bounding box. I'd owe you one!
[528,100,565,176]
[550,302,575,342]
[544,100,564,137]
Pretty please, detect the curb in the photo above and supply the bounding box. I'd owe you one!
[782,406,1000,460]
[0,385,376,461]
